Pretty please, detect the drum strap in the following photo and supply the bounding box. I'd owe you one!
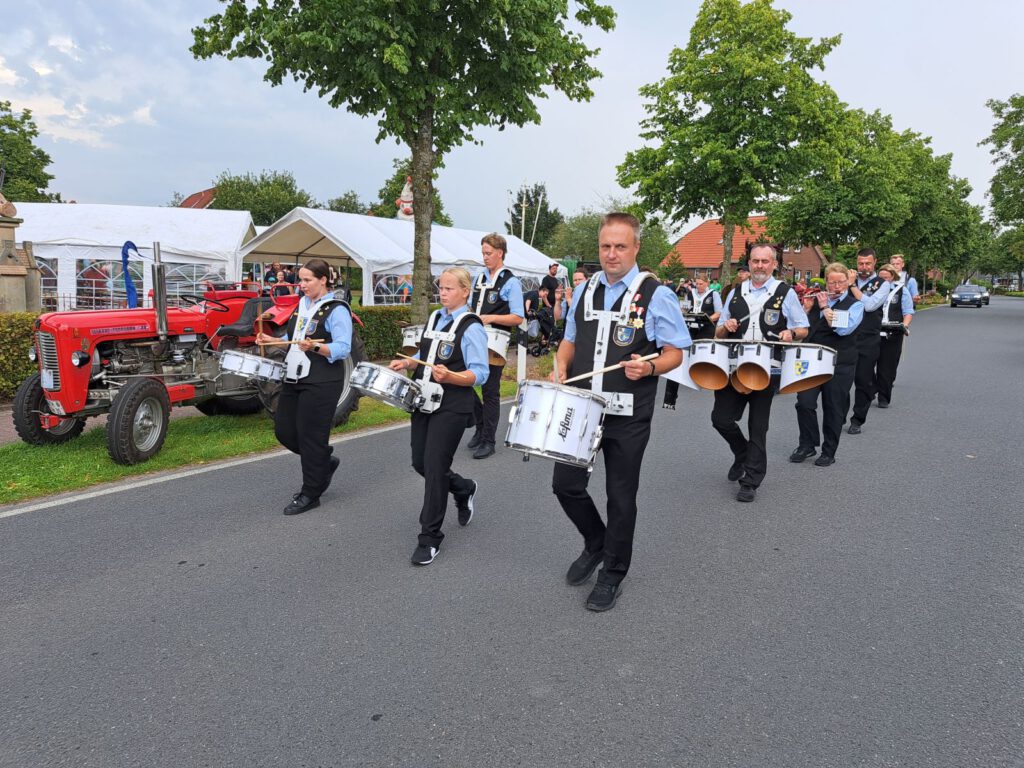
[740,280,775,342]
[582,271,651,399]
[472,268,511,314]
[422,310,475,368]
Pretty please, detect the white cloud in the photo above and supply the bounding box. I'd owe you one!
[131,104,156,126]
[48,34,81,60]
[0,56,21,86]
[30,60,55,77]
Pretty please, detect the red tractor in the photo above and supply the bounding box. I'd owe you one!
[13,275,364,465]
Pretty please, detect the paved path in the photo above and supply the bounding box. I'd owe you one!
[2,299,1022,767]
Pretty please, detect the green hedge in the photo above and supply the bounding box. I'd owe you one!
[0,312,38,399]
[354,305,414,360]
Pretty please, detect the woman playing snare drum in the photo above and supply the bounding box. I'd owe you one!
[389,267,489,566]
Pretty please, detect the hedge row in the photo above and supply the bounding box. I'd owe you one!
[354,305,416,360]
[0,312,38,400]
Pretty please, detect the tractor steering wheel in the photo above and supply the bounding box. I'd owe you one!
[178,295,231,313]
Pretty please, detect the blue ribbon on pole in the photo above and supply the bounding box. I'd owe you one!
[121,240,139,308]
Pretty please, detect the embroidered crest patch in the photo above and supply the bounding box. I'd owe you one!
[305,319,319,335]
[795,360,809,376]
[764,309,780,326]
[613,325,636,346]
[438,342,455,360]
[487,290,500,304]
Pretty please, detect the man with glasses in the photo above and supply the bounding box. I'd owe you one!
[790,263,864,467]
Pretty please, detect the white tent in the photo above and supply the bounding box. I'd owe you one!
[15,203,256,308]
[240,207,555,304]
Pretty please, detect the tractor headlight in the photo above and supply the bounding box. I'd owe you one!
[71,350,90,367]
[28,346,37,363]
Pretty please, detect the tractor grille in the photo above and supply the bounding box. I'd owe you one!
[35,331,61,391]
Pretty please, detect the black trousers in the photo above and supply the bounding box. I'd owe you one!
[711,382,776,488]
[472,363,504,443]
[551,412,652,586]
[663,378,681,406]
[875,334,904,404]
[794,360,855,458]
[851,337,881,425]
[411,408,475,548]
[274,377,345,498]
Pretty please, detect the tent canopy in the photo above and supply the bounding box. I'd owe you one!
[241,208,555,303]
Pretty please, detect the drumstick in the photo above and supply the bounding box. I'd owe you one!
[257,309,264,356]
[259,338,325,346]
[562,353,659,384]
[396,352,475,383]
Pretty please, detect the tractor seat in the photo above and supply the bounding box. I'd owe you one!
[214,296,275,337]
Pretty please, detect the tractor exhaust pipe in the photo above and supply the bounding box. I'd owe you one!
[152,241,168,341]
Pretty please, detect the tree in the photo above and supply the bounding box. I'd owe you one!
[208,169,314,225]
[370,157,452,226]
[0,100,60,202]
[618,0,845,284]
[507,183,564,251]
[546,201,671,270]
[193,1,615,322]
[982,94,1024,227]
[326,190,372,215]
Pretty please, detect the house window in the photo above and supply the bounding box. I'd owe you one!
[794,245,802,253]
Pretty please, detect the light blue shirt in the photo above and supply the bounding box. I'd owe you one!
[564,265,691,349]
[415,305,489,387]
[475,267,525,318]
[718,279,810,330]
[892,284,915,317]
[905,275,920,298]
[292,294,351,363]
[856,274,892,312]
[827,290,864,336]
[690,288,723,315]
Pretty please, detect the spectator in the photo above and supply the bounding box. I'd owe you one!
[541,262,561,307]
[272,270,292,297]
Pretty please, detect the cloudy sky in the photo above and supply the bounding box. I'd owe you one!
[3,0,1023,236]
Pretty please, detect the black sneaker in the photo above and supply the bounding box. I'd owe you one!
[736,484,756,502]
[789,446,817,463]
[566,549,603,585]
[456,481,477,526]
[814,454,835,467]
[585,581,621,612]
[877,398,890,409]
[847,423,862,435]
[411,544,439,566]
[467,430,484,449]
[727,461,745,482]
[473,441,496,460]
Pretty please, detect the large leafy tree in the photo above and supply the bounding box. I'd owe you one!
[193,1,614,322]
[982,94,1024,227]
[370,157,452,226]
[208,169,314,225]
[618,0,845,283]
[325,190,372,215]
[0,100,60,203]
[507,183,564,251]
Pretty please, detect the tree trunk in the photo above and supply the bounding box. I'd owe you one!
[409,111,436,325]
[720,217,735,286]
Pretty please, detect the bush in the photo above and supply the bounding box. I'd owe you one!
[0,312,38,400]
[353,305,413,360]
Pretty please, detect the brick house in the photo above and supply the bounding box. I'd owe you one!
[178,187,217,209]
[662,216,827,284]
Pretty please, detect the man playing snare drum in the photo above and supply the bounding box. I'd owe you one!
[468,233,525,459]
[552,212,689,612]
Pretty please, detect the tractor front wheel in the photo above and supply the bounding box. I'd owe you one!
[106,378,171,465]
[12,373,86,445]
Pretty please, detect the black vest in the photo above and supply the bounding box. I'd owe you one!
[806,291,859,366]
[472,268,514,320]
[569,275,661,419]
[726,281,791,340]
[856,275,886,338]
[688,289,717,340]
[884,284,905,324]
[414,310,483,414]
[285,299,351,383]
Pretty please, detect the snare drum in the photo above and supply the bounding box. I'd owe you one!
[400,324,424,354]
[505,381,606,468]
[219,349,285,383]
[687,340,733,391]
[735,343,773,391]
[486,327,511,366]
[778,344,836,394]
[350,362,423,412]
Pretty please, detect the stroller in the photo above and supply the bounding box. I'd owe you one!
[525,304,563,356]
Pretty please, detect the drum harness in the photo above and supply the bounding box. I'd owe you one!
[418,309,478,413]
[284,293,337,382]
[737,279,787,373]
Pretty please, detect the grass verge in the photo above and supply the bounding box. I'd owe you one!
[1,379,518,506]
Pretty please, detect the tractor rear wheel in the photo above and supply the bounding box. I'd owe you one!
[106,378,171,465]
[12,373,86,445]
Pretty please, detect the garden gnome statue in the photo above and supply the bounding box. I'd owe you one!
[395,176,414,221]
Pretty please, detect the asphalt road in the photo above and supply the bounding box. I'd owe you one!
[2,298,1022,768]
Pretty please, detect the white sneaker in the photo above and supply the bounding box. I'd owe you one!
[456,481,477,526]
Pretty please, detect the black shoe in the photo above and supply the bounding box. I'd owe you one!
[326,454,340,485]
[473,441,495,459]
[847,423,862,435]
[411,544,439,566]
[662,400,677,410]
[467,430,484,449]
[814,454,835,467]
[877,398,890,409]
[455,480,477,526]
[727,461,745,482]
[585,581,621,612]
[283,494,320,515]
[566,549,603,586]
[736,484,756,502]
[789,446,817,463]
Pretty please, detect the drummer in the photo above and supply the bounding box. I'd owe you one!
[847,248,891,436]
[255,258,352,515]
[789,263,864,467]
[890,254,921,304]
[874,263,915,409]
[389,267,489,566]
[552,212,689,611]
[467,233,525,459]
[713,242,808,502]
[664,274,721,409]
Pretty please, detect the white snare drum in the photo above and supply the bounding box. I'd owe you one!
[735,343,773,391]
[486,327,511,366]
[505,381,607,468]
[687,340,733,391]
[219,349,285,382]
[778,344,836,394]
[350,362,423,412]
[401,324,424,354]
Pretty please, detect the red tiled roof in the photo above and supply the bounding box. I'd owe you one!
[662,216,826,270]
[179,187,216,209]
